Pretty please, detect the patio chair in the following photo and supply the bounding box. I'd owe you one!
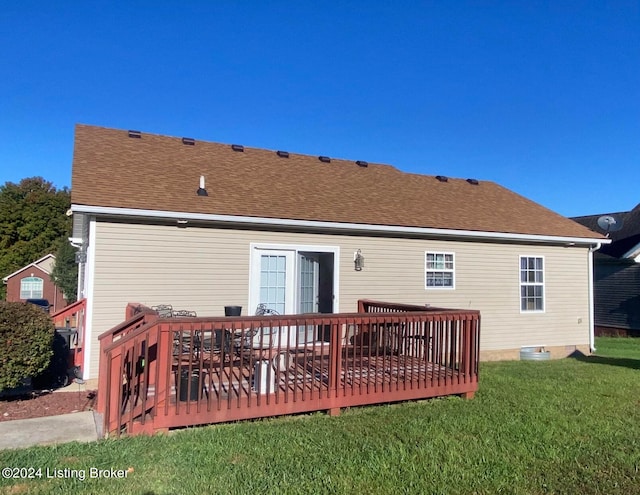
[156,307,200,357]
[172,309,197,317]
[151,304,174,318]
[232,304,280,361]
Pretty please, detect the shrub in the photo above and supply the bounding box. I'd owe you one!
[0,301,54,391]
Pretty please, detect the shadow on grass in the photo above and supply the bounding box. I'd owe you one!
[571,350,640,371]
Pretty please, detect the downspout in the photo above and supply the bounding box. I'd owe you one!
[588,242,602,353]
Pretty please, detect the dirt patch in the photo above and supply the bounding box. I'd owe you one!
[0,389,96,422]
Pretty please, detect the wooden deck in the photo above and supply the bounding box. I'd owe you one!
[96,301,481,437]
[163,355,458,401]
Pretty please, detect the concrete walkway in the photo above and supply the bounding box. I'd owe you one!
[0,411,100,450]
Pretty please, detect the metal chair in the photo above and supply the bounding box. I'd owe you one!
[151,304,174,318]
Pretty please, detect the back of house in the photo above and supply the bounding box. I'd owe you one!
[70,124,605,381]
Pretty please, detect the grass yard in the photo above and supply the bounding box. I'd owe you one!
[1,337,639,494]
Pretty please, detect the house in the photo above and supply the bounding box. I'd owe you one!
[572,205,640,337]
[70,124,606,381]
[2,254,67,313]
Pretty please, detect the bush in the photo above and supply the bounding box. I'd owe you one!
[0,301,54,391]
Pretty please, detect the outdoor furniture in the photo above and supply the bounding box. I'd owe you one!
[232,304,280,357]
[151,304,174,318]
[151,305,200,358]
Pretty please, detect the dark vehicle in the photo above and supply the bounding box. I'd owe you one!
[25,299,51,313]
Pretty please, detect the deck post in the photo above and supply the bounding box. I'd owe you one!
[153,323,171,414]
[328,320,342,396]
[95,331,114,414]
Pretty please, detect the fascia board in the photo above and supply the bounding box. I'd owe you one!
[71,204,610,247]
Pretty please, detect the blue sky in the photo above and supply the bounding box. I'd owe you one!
[1,2,638,218]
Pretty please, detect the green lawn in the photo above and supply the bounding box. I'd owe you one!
[1,337,639,495]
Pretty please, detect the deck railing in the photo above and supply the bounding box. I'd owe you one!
[50,298,86,369]
[358,299,446,313]
[96,301,480,437]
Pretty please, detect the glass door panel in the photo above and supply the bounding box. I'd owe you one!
[297,253,319,345]
[259,254,289,315]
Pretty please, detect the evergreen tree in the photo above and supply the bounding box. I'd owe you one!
[51,238,78,303]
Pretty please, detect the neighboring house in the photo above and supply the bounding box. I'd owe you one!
[70,124,606,380]
[573,205,640,337]
[2,254,67,313]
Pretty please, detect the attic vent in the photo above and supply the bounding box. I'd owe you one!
[182,137,195,145]
[276,150,289,158]
[127,130,142,139]
[231,144,244,152]
[356,160,368,168]
[466,178,479,185]
[318,156,331,163]
[436,175,449,182]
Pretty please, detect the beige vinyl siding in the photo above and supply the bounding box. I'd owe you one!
[36,256,55,273]
[86,221,591,378]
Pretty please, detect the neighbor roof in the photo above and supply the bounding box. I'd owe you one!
[573,204,640,258]
[2,254,55,282]
[71,124,601,240]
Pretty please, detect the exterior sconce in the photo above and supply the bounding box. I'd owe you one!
[197,175,208,196]
[354,249,364,271]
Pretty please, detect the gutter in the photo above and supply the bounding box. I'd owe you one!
[71,204,610,247]
[588,242,602,353]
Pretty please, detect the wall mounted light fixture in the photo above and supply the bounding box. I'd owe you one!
[197,175,208,196]
[354,249,364,271]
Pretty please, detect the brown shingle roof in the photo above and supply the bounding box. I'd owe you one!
[71,124,601,239]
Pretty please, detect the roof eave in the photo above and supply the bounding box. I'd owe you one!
[71,204,609,247]
[621,241,640,261]
[2,254,56,282]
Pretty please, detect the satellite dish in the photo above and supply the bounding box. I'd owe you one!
[597,215,623,235]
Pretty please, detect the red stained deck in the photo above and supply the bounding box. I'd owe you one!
[96,301,480,437]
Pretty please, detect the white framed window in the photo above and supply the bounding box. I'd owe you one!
[425,252,455,289]
[20,276,43,299]
[520,256,544,312]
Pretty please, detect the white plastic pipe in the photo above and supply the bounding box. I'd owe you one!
[588,242,602,353]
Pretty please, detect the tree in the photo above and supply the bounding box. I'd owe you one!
[51,238,78,303]
[0,177,71,300]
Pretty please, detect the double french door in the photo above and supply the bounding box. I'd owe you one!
[250,247,336,346]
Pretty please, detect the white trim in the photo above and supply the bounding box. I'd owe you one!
[519,255,545,314]
[71,204,609,247]
[622,241,640,261]
[249,249,296,315]
[82,218,97,380]
[2,254,56,282]
[425,251,456,290]
[248,243,340,314]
